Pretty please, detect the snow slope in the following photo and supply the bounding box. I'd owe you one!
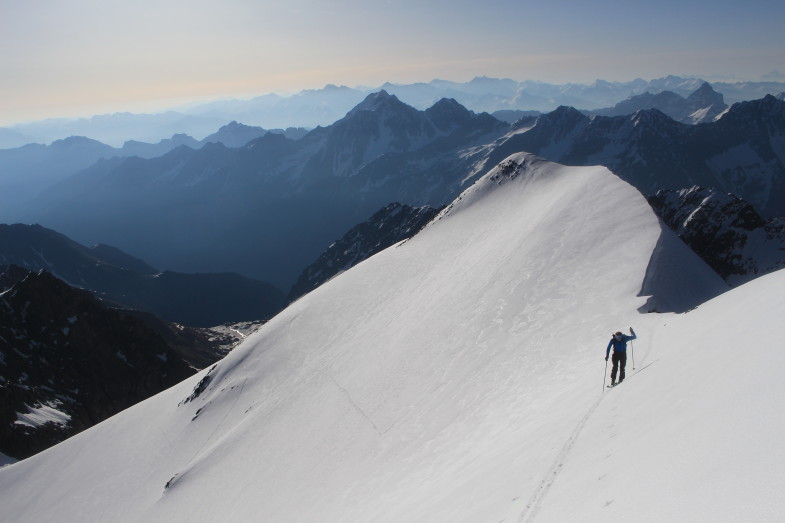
[532,267,785,522]
[2,153,773,523]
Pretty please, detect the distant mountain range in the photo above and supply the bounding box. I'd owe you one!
[14,92,507,288]
[0,123,306,218]
[167,75,785,129]
[483,95,785,218]
[0,82,734,223]
[0,224,285,327]
[493,82,728,124]
[5,87,785,294]
[589,82,728,123]
[3,75,784,148]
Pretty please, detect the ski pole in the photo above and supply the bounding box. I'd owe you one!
[603,358,608,391]
[631,339,635,370]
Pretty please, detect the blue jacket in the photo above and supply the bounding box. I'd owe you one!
[606,332,636,358]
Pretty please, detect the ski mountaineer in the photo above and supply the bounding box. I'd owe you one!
[606,327,636,386]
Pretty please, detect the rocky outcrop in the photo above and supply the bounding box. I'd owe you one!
[648,187,785,285]
[289,203,442,301]
[0,269,195,459]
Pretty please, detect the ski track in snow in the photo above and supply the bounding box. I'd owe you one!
[517,394,604,523]
[290,357,384,437]
[516,359,657,523]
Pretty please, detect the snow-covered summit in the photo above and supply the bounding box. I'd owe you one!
[2,155,777,523]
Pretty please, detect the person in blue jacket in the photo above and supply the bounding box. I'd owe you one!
[606,327,636,385]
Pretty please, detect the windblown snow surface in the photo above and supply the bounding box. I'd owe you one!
[2,154,783,522]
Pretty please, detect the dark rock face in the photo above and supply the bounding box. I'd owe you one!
[119,309,238,370]
[0,265,29,291]
[0,269,196,459]
[288,203,443,301]
[685,82,727,116]
[491,110,541,124]
[648,187,785,284]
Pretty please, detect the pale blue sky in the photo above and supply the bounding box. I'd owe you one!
[1,0,783,124]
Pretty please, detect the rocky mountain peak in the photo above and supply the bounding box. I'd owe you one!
[424,98,474,130]
[345,90,410,118]
[686,82,724,107]
[49,136,109,149]
[428,97,470,115]
[716,95,785,131]
[630,107,676,128]
[536,105,588,128]
[202,121,268,148]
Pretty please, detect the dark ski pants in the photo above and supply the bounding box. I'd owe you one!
[611,352,627,383]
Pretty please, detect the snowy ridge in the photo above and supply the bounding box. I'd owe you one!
[1,155,773,523]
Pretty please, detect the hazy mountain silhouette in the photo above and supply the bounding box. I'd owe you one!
[0,224,285,327]
[19,93,506,288]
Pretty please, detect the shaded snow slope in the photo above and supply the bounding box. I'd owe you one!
[0,155,729,523]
